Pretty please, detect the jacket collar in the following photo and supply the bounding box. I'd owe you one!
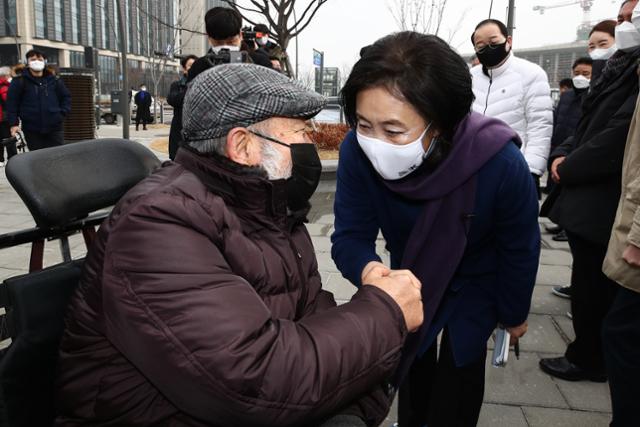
[482,52,514,79]
[175,147,290,225]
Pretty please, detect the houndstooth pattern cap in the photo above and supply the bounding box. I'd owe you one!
[182,63,327,145]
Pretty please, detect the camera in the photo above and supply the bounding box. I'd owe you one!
[203,48,249,67]
[242,26,266,45]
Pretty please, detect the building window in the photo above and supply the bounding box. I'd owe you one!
[87,0,95,47]
[71,0,81,44]
[98,55,118,95]
[2,0,17,37]
[70,51,85,67]
[53,0,65,41]
[34,0,47,38]
[101,3,108,49]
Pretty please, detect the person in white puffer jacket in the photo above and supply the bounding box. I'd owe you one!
[470,19,553,193]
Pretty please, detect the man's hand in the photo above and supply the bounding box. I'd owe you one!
[623,244,640,267]
[507,322,528,346]
[551,157,566,183]
[361,261,390,285]
[10,126,19,137]
[365,270,423,332]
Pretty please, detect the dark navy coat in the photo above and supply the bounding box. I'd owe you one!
[331,131,540,366]
[6,69,71,133]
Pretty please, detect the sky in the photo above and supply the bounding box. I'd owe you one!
[275,0,623,77]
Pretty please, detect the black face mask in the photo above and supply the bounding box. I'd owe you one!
[286,143,322,212]
[476,41,510,68]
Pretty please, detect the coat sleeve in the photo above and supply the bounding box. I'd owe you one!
[494,150,541,327]
[5,78,20,127]
[166,81,185,108]
[558,90,639,186]
[628,173,640,247]
[331,134,382,287]
[522,67,554,176]
[102,193,407,427]
[57,79,72,116]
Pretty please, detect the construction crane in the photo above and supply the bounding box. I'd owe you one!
[533,1,616,40]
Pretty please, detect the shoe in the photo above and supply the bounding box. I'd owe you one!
[143,126,147,130]
[552,286,572,299]
[539,357,607,382]
[135,126,139,131]
[552,230,569,242]
[545,224,563,234]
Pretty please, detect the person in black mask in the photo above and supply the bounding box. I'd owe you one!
[167,54,198,160]
[470,19,553,199]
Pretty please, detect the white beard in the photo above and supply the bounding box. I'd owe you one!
[261,141,292,180]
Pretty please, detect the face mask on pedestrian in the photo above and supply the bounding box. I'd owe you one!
[29,60,45,72]
[251,130,322,211]
[615,21,640,52]
[257,36,269,46]
[356,122,437,181]
[589,45,617,61]
[572,75,591,90]
[476,41,511,68]
[140,86,147,91]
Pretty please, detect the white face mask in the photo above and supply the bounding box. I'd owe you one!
[572,75,591,89]
[615,21,640,52]
[257,37,269,46]
[357,123,436,180]
[29,60,45,72]
[589,45,617,61]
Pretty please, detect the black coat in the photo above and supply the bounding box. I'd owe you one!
[542,55,640,245]
[134,90,152,122]
[167,77,188,160]
[551,88,587,152]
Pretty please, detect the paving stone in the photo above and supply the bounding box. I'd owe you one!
[520,314,568,353]
[537,265,572,287]
[305,223,330,237]
[478,404,528,427]
[540,249,573,267]
[554,379,612,412]
[523,407,610,427]
[321,273,357,302]
[530,286,571,316]
[311,236,333,253]
[316,214,335,225]
[484,352,568,409]
[315,252,339,273]
[554,314,576,342]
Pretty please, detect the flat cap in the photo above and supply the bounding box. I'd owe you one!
[182,63,327,145]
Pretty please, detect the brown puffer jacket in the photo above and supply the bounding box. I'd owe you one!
[55,148,407,427]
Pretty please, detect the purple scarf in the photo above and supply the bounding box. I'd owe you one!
[385,112,520,385]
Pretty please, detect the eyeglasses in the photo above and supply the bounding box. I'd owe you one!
[248,120,318,147]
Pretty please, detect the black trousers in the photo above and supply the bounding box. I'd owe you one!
[398,330,486,427]
[565,232,618,372]
[0,121,16,161]
[23,129,64,151]
[603,286,640,427]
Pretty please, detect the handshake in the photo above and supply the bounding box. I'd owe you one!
[361,261,424,332]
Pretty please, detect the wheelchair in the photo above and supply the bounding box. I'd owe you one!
[0,139,160,426]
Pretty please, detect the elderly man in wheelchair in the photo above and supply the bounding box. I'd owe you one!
[0,64,423,427]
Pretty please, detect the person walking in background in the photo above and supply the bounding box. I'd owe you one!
[0,66,15,167]
[6,49,71,150]
[134,84,152,131]
[332,32,540,427]
[539,0,640,383]
[167,55,197,160]
[470,19,554,198]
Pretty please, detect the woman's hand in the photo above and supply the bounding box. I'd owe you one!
[623,244,640,267]
[551,157,566,183]
[507,322,528,346]
[361,261,391,285]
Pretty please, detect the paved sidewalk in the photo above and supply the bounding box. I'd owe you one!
[0,131,612,426]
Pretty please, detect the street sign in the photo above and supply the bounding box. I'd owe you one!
[313,49,322,67]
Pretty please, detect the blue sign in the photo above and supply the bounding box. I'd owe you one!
[313,50,322,67]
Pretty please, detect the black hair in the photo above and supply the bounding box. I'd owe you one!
[342,32,474,167]
[572,57,593,69]
[253,24,270,34]
[180,54,198,69]
[205,7,242,40]
[471,19,509,45]
[559,78,573,88]
[589,20,617,37]
[359,45,372,58]
[25,49,46,61]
